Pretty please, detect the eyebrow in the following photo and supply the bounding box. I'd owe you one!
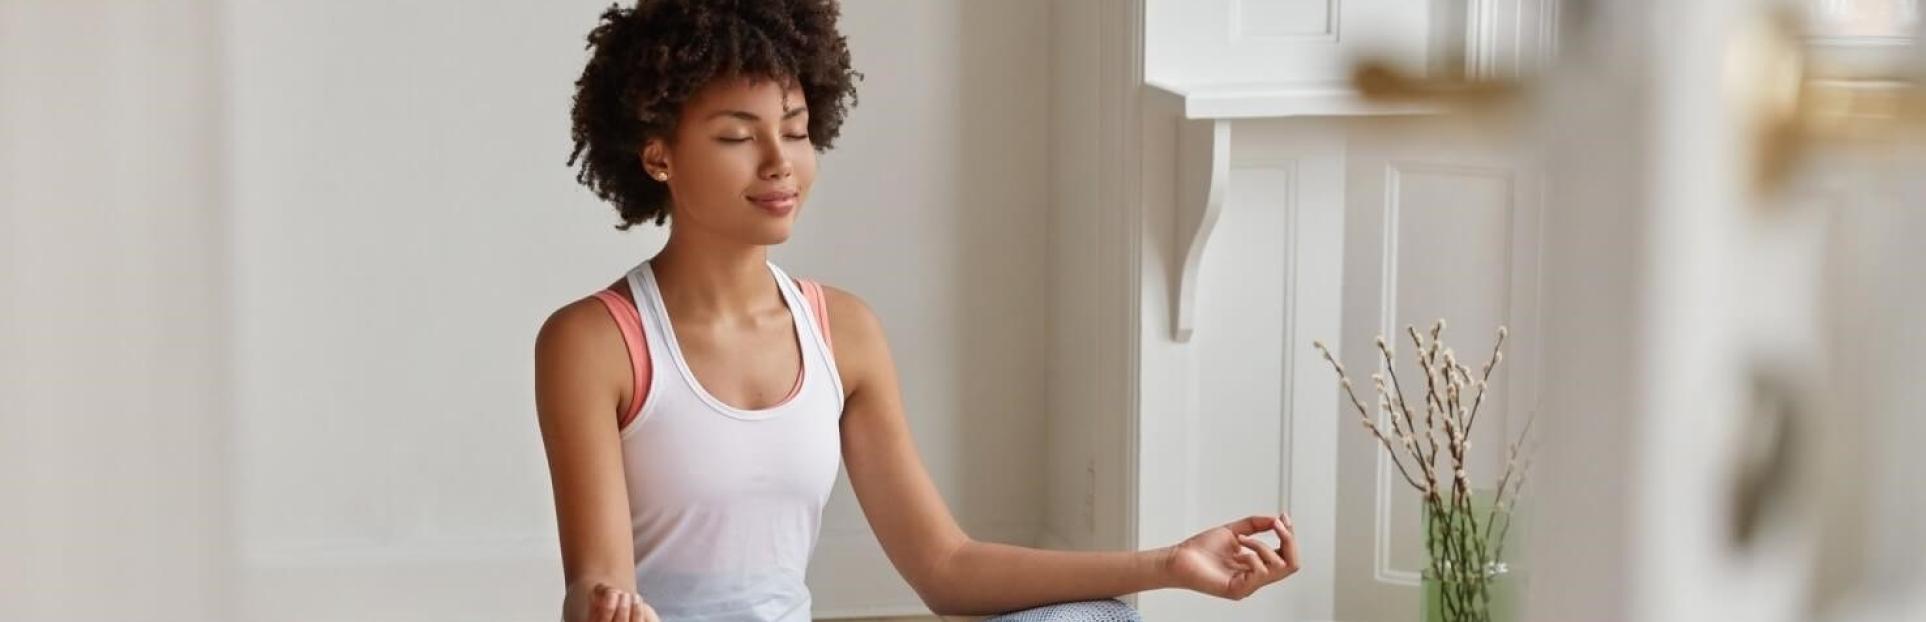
[706,107,808,122]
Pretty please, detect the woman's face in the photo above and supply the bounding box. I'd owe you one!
[645,76,816,246]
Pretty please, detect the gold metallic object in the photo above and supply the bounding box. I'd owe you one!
[1349,60,1522,111]
[1352,10,1922,195]
[1738,10,1925,194]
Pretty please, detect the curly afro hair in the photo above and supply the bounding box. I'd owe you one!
[567,0,861,230]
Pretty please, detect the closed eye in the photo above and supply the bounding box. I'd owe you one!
[716,134,809,144]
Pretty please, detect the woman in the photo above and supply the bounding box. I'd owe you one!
[534,2,1300,620]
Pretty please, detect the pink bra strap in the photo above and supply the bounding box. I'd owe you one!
[590,289,650,428]
[801,279,833,353]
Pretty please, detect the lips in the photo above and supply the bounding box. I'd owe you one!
[748,190,798,216]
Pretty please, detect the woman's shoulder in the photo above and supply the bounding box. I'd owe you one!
[789,279,869,327]
[801,280,889,366]
[534,286,631,379]
[542,277,630,338]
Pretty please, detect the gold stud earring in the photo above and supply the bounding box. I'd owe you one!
[654,171,668,181]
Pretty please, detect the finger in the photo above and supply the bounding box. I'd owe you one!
[1276,518,1302,572]
[594,587,623,622]
[1271,514,1295,555]
[1227,554,1260,599]
[637,601,659,622]
[1240,534,1287,575]
[611,591,631,621]
[1274,512,1294,541]
[1239,534,1287,574]
[583,585,607,622]
[627,593,645,622]
[1234,546,1263,573]
[1225,514,1279,537]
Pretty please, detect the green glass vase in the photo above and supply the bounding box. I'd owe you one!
[1421,563,1515,622]
[1419,490,1520,622]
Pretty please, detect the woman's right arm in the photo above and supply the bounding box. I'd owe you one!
[535,299,656,622]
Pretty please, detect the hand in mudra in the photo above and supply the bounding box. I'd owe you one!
[1164,513,1300,601]
[563,580,659,622]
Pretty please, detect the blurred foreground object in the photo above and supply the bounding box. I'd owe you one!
[1344,1,1926,621]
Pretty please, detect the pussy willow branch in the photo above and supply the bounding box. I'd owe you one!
[1316,341,1427,492]
[1371,373,1435,487]
[1321,323,1531,619]
[1492,446,1536,564]
[1376,336,1432,469]
[1485,410,1535,545]
[1463,327,1508,434]
[1409,324,1448,472]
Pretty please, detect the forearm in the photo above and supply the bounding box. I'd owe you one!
[920,540,1175,616]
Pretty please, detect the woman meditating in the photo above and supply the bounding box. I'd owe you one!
[533,2,1301,620]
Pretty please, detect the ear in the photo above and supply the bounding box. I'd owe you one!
[640,137,671,180]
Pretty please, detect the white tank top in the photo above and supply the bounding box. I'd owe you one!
[618,260,845,621]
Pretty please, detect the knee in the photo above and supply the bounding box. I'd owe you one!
[982,598,1141,622]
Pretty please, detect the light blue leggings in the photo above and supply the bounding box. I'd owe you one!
[982,599,1141,622]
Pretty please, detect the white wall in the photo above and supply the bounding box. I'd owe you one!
[1,2,231,620]
[1046,0,1140,557]
[4,1,1054,619]
[802,0,1054,615]
[223,0,1053,618]
[223,2,612,617]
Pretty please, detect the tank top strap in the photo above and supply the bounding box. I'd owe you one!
[619,261,673,428]
[767,262,844,411]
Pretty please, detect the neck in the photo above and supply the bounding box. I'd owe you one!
[649,226,778,321]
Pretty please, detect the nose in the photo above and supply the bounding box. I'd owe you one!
[758,140,793,181]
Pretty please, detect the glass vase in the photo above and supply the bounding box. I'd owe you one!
[1419,489,1520,622]
[1421,562,1515,622]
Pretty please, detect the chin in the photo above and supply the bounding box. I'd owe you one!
[746,224,793,246]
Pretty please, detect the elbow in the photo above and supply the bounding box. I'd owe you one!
[907,537,974,616]
[918,589,979,618]
[924,599,969,618]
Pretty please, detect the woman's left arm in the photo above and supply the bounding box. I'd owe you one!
[822,287,1300,616]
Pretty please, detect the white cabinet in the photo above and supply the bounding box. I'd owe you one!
[1146,0,1429,88]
